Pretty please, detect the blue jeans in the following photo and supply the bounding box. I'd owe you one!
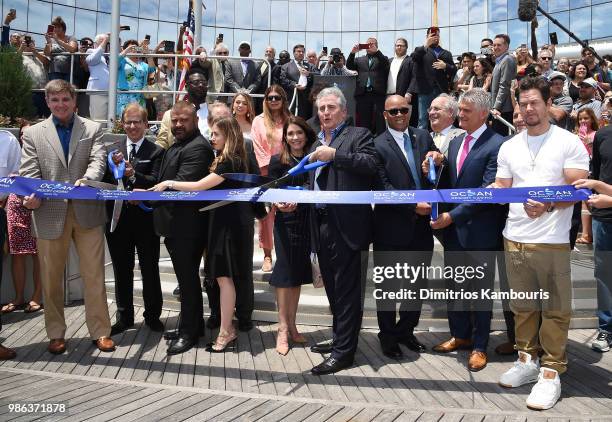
[417,90,440,130]
[593,219,612,333]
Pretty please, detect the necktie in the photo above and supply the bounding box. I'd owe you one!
[433,133,443,149]
[403,133,421,189]
[129,143,137,163]
[366,56,373,88]
[457,134,473,175]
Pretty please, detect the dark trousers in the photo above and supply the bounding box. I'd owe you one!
[374,219,434,341]
[491,111,514,137]
[106,208,162,325]
[444,231,495,352]
[204,223,255,321]
[317,212,367,361]
[165,236,206,338]
[356,93,386,135]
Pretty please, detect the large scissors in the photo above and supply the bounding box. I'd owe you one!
[200,152,329,212]
[427,156,444,220]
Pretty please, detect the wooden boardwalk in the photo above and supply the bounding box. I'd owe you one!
[0,303,610,421]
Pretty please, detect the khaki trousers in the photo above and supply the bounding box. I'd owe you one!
[504,238,572,374]
[37,204,111,340]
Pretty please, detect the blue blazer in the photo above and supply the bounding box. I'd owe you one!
[441,127,506,250]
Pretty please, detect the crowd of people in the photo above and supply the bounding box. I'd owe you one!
[1,10,612,413]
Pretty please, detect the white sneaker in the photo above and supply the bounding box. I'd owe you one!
[591,330,612,352]
[526,368,561,410]
[499,350,540,388]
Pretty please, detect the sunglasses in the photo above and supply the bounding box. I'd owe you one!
[540,56,552,61]
[385,107,410,116]
[266,95,282,102]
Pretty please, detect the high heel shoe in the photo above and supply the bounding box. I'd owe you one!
[206,330,237,353]
[276,329,290,355]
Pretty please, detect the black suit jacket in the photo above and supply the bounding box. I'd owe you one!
[346,50,390,96]
[153,131,215,238]
[395,56,415,96]
[373,127,438,246]
[279,60,319,103]
[308,126,378,251]
[410,45,456,94]
[225,58,262,93]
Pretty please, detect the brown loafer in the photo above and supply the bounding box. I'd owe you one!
[468,350,488,371]
[48,338,66,355]
[494,341,516,356]
[432,337,473,353]
[94,336,115,352]
[0,343,16,360]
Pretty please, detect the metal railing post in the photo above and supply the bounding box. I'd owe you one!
[107,0,121,128]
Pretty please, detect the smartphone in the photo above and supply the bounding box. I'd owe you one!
[24,35,32,45]
[119,25,130,31]
[323,46,328,55]
[10,8,16,15]
[218,33,224,41]
[145,34,151,41]
[549,32,559,45]
[358,43,370,50]
[164,40,175,53]
[183,21,189,27]
[47,24,55,34]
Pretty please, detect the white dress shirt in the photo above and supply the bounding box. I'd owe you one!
[387,55,406,94]
[196,104,209,137]
[295,60,308,87]
[0,130,22,200]
[387,127,410,161]
[456,123,487,174]
[126,137,144,156]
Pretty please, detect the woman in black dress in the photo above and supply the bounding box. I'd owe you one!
[268,116,316,355]
[152,117,250,352]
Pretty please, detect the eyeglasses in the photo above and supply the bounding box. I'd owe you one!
[540,56,552,61]
[385,107,410,116]
[266,95,282,102]
[217,51,229,55]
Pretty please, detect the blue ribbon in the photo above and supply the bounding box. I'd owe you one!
[108,150,153,213]
[2,176,591,205]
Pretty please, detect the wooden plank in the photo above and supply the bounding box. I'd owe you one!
[325,406,365,422]
[235,327,259,394]
[183,395,250,421]
[371,409,408,422]
[222,326,243,393]
[41,314,90,375]
[208,398,267,422]
[0,312,49,369]
[234,399,286,422]
[393,411,425,422]
[279,402,324,422]
[64,387,159,422]
[0,380,92,417]
[415,412,444,422]
[160,338,182,386]
[459,414,486,422]
[257,322,295,397]
[482,415,507,422]
[255,401,306,422]
[130,310,171,382]
[117,391,199,422]
[51,385,140,421]
[85,389,170,422]
[300,404,345,422]
[145,312,174,385]
[114,311,154,381]
[350,407,384,422]
[99,307,146,380]
[193,339,212,389]
[247,322,277,395]
[177,333,197,387]
[306,326,350,402]
[207,328,227,391]
[144,393,228,421]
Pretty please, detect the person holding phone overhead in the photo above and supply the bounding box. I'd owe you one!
[116,38,157,117]
[44,16,78,82]
[347,37,390,135]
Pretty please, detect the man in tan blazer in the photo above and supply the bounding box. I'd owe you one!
[20,79,115,355]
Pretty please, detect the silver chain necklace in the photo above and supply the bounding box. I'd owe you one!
[525,126,553,170]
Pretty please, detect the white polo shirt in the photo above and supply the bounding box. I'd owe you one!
[496,125,589,244]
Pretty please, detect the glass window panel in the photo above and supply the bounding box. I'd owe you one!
[220,30,234,54]
[469,0,487,24]
[548,12,569,43]
[395,0,413,31]
[507,19,528,50]
[306,32,324,54]
[216,0,234,27]
[324,2,341,32]
[287,32,306,54]
[377,1,395,31]
[449,26,469,56]
[51,4,75,35]
[158,23,178,48]
[235,0,253,28]
[270,31,288,55]
[138,19,159,46]
[74,9,97,40]
[270,1,288,31]
[569,0,590,7]
[202,27,216,50]
[592,3,612,39]
[54,0,75,6]
[469,23,488,53]
[377,31,396,57]
[528,16,549,47]
[438,0,451,28]
[253,0,271,30]
[342,1,359,32]
[439,27,450,49]
[251,31,270,58]
[97,0,112,14]
[538,0,549,13]
[450,0,468,26]
[178,0,189,21]
[140,0,159,21]
[289,2,307,32]
[507,0,519,19]
[489,0,508,21]
[488,21,508,40]
[360,1,378,32]
[96,12,111,36]
[118,16,139,42]
[414,0,432,29]
[307,2,324,32]
[76,0,96,9]
[592,0,610,4]
[120,0,139,17]
[234,29,253,55]
[26,0,52,35]
[548,0,569,12]
[341,31,359,55]
[570,7,591,40]
[203,1,216,26]
[324,32,342,52]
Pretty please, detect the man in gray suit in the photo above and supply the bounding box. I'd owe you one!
[490,34,517,136]
[428,93,464,155]
[225,41,261,95]
[20,79,114,355]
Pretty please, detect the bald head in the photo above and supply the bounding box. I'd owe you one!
[207,102,231,125]
[383,95,411,132]
[171,101,198,141]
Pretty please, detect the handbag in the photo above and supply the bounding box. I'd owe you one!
[310,252,324,288]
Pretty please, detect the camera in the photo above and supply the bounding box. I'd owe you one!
[24,35,32,46]
[480,47,492,56]
[332,54,342,64]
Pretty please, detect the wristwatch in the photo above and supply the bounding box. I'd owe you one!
[547,202,556,213]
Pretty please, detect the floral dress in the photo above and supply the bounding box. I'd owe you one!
[6,194,36,255]
[116,57,155,116]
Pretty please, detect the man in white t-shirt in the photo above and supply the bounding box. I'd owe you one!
[493,77,589,410]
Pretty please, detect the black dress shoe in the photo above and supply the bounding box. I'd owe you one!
[167,335,197,355]
[310,339,333,354]
[172,286,180,298]
[145,319,164,332]
[398,336,427,353]
[206,315,220,329]
[311,356,353,375]
[164,325,204,340]
[380,340,403,359]
[110,320,133,336]
[238,318,254,332]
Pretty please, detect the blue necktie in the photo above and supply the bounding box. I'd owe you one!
[403,133,421,189]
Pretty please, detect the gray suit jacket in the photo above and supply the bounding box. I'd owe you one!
[224,59,261,94]
[20,115,107,240]
[431,126,465,156]
[490,53,517,113]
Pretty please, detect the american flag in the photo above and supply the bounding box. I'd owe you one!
[177,3,195,98]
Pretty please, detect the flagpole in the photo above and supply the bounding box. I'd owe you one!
[433,0,439,26]
[194,0,202,47]
[107,0,120,127]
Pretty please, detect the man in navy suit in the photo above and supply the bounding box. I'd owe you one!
[429,88,506,372]
[373,95,444,358]
[279,44,319,119]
